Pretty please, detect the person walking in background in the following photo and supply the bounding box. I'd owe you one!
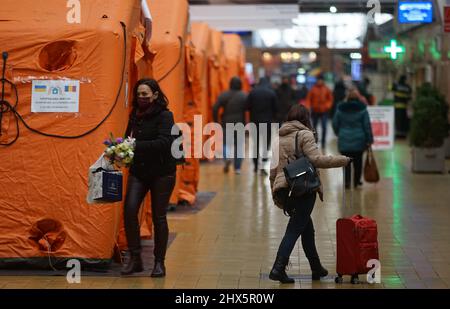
[276,76,296,124]
[269,104,350,284]
[306,75,333,148]
[333,87,374,189]
[295,83,309,106]
[121,79,177,277]
[331,79,346,118]
[392,75,412,138]
[213,77,248,174]
[247,77,278,174]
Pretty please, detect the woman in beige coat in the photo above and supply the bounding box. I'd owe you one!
[269,104,350,283]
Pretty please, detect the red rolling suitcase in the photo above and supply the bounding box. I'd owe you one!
[335,165,379,284]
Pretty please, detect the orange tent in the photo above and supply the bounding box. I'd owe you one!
[209,30,228,112]
[145,0,189,206]
[177,23,213,205]
[190,22,212,127]
[223,33,249,93]
[0,0,142,268]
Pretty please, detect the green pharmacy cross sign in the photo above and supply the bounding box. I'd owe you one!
[369,40,405,60]
[384,40,405,60]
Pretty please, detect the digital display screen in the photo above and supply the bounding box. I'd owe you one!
[398,1,433,23]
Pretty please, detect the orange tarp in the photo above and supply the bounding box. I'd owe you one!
[0,0,141,267]
[209,30,228,112]
[145,0,189,206]
[223,33,248,92]
[191,22,212,126]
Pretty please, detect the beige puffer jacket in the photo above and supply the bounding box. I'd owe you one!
[269,120,349,208]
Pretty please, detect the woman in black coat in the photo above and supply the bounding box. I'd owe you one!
[121,78,177,277]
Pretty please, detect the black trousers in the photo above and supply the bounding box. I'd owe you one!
[395,108,409,137]
[311,112,328,148]
[341,151,363,187]
[124,174,176,260]
[277,193,319,260]
[253,122,272,171]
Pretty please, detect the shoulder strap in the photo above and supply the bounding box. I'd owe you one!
[294,131,301,158]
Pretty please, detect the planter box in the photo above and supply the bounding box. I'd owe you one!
[445,136,450,159]
[412,146,446,173]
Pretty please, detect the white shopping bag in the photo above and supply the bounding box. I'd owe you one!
[86,154,116,204]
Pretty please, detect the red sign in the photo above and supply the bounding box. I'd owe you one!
[445,7,450,33]
[371,121,389,137]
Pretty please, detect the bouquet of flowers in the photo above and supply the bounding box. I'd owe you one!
[103,133,136,168]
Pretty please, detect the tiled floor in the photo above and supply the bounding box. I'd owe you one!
[1,137,449,289]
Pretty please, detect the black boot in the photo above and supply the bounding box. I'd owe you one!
[309,257,328,280]
[269,255,295,284]
[151,259,166,277]
[120,251,143,275]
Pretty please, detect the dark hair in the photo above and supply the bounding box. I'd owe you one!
[287,104,313,131]
[399,75,407,84]
[132,78,169,109]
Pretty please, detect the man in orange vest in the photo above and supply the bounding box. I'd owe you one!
[306,75,333,148]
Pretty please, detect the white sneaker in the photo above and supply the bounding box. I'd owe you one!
[235,169,241,175]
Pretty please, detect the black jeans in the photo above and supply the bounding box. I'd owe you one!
[124,174,176,260]
[341,151,363,187]
[277,193,319,260]
[253,122,272,171]
[311,112,328,148]
[395,107,409,137]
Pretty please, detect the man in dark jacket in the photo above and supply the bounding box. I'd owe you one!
[333,88,374,188]
[275,76,296,124]
[247,77,278,173]
[392,75,412,138]
[213,77,248,174]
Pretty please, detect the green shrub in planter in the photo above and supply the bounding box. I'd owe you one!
[410,83,448,148]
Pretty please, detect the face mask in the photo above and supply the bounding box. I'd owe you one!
[137,97,152,110]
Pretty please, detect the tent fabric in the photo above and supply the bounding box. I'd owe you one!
[223,34,249,93]
[0,0,142,268]
[178,36,200,205]
[145,0,189,206]
[191,22,212,126]
[209,30,228,112]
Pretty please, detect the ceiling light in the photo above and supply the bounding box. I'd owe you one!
[350,52,362,59]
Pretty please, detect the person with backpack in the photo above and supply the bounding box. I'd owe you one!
[269,104,350,283]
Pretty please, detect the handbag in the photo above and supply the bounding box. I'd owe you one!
[87,155,123,204]
[90,168,123,202]
[283,132,321,199]
[364,146,379,183]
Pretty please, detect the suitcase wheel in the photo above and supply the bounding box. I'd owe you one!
[335,274,343,284]
[350,274,360,284]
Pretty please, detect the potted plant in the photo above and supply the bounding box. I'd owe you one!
[410,83,448,173]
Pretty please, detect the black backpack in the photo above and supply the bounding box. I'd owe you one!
[283,132,321,199]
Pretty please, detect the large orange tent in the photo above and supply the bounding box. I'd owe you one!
[209,30,228,114]
[177,23,213,205]
[145,0,189,207]
[223,33,249,93]
[0,0,143,268]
